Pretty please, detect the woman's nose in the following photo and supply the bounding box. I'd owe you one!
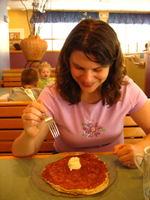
[82,71,93,83]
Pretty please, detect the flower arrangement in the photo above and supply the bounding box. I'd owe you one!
[20,0,50,35]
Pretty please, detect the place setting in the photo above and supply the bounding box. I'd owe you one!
[31,152,117,199]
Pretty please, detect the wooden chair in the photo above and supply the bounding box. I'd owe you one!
[0,101,54,155]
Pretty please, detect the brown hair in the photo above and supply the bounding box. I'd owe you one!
[56,18,127,106]
[38,61,51,73]
[21,68,39,86]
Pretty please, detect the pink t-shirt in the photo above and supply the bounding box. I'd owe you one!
[38,76,147,152]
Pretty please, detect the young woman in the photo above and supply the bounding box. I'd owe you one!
[12,19,150,168]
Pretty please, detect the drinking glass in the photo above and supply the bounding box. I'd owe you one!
[134,146,150,200]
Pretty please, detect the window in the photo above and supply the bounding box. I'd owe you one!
[36,22,150,53]
[36,23,77,50]
[109,24,126,53]
[110,23,150,53]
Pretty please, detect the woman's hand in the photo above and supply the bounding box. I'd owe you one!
[22,99,47,138]
[113,143,143,168]
[12,99,49,157]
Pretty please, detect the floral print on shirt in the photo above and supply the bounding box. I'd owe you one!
[82,120,105,138]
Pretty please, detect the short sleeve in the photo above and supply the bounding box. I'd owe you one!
[127,78,147,114]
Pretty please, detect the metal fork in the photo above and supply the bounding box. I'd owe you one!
[24,88,60,138]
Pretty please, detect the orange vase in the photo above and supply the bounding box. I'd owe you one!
[20,35,48,67]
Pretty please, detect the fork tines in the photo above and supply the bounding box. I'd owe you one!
[44,115,60,138]
[47,121,60,138]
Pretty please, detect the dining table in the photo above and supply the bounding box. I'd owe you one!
[0,88,13,95]
[0,152,144,200]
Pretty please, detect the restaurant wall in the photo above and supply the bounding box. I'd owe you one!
[125,52,150,98]
[0,0,10,82]
[8,11,59,70]
[10,51,59,69]
[8,10,32,38]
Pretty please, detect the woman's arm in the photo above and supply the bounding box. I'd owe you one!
[114,99,150,168]
[12,99,50,157]
[130,99,150,135]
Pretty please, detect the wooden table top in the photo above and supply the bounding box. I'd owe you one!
[0,152,144,200]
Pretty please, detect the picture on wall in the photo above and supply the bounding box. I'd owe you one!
[9,32,21,50]
[9,29,24,51]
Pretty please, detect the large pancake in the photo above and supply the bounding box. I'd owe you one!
[42,153,109,195]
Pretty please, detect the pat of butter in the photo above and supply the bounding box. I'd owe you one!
[68,157,81,171]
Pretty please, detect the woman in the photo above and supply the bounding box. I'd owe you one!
[12,19,150,168]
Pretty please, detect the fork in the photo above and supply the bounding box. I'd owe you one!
[24,88,60,138]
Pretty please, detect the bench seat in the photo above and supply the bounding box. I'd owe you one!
[2,69,56,88]
[0,101,146,155]
[0,101,54,155]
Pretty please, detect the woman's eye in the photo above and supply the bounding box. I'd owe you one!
[94,68,102,72]
[75,66,83,70]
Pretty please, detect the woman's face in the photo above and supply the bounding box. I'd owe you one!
[70,50,110,95]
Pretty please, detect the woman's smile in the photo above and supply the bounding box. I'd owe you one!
[81,81,96,88]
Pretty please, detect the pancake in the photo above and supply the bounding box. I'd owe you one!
[42,153,109,195]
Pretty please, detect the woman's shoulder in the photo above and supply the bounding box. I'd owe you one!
[47,82,57,91]
[121,75,147,113]
[122,75,138,89]
[121,75,147,102]
[40,82,59,98]
[123,75,132,83]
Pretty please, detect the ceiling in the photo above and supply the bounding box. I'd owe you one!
[7,0,150,13]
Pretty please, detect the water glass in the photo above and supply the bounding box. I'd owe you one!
[134,146,150,200]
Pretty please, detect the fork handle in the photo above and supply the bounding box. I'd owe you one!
[24,89,37,101]
[24,89,50,119]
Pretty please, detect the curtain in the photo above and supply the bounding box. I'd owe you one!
[31,11,150,24]
[31,11,99,23]
[108,13,150,24]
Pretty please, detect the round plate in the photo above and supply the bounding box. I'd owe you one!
[31,152,117,198]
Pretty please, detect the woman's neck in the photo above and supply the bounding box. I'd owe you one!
[81,91,101,104]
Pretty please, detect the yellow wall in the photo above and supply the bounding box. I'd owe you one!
[8,10,33,38]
